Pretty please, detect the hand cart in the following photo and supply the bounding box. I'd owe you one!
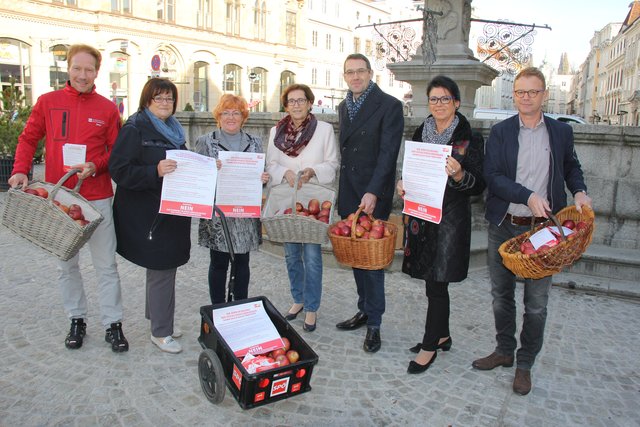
[197,207,319,409]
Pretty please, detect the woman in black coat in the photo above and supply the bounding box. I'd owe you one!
[109,78,191,354]
[397,76,485,374]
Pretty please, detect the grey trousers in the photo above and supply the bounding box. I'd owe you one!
[57,197,123,328]
[145,268,177,338]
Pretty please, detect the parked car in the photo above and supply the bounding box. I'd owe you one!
[473,108,587,124]
[311,106,337,114]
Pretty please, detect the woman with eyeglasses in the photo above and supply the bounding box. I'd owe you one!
[194,94,270,306]
[265,84,339,332]
[109,78,191,354]
[396,75,486,374]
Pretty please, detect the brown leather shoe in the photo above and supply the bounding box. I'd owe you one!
[471,352,514,370]
[513,368,532,395]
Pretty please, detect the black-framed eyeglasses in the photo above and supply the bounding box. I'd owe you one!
[287,98,308,106]
[343,68,370,78]
[428,96,453,105]
[514,89,544,98]
[152,96,174,104]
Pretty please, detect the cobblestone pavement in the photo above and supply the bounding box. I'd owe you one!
[1,191,639,427]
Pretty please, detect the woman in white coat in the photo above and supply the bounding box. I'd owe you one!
[266,84,339,332]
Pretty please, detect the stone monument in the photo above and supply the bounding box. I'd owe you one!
[388,0,498,118]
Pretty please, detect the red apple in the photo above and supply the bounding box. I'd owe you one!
[283,207,293,214]
[74,219,90,227]
[307,199,320,215]
[276,354,289,366]
[330,226,341,236]
[383,226,392,237]
[318,208,330,218]
[58,204,70,214]
[346,213,357,222]
[286,350,300,364]
[537,244,550,252]
[562,219,576,230]
[319,216,329,224]
[339,225,351,237]
[34,187,49,198]
[355,224,365,238]
[363,231,370,239]
[321,200,332,210]
[298,211,309,217]
[281,337,291,351]
[359,218,372,231]
[24,188,39,196]
[295,202,304,212]
[369,228,383,239]
[272,348,286,358]
[576,221,588,231]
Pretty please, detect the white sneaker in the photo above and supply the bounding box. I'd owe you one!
[172,329,183,338]
[150,335,182,353]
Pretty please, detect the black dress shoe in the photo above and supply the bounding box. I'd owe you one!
[363,327,381,353]
[284,306,304,321]
[336,312,368,330]
[407,351,437,374]
[409,337,452,354]
[303,321,316,332]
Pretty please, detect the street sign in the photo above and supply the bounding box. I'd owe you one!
[151,55,161,71]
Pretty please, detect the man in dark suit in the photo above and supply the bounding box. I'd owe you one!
[335,53,404,353]
[473,67,592,395]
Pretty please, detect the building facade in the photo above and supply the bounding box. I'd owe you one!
[0,0,413,118]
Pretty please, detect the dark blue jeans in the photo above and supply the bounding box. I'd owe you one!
[353,268,385,328]
[488,222,552,370]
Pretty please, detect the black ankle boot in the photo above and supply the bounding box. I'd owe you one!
[105,322,129,353]
[65,318,86,350]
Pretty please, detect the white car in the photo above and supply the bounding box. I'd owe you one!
[473,108,587,124]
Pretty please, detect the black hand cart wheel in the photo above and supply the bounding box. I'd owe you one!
[198,349,226,404]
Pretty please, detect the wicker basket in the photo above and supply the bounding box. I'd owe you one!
[1,169,104,261]
[262,172,336,244]
[498,205,595,279]
[328,207,398,270]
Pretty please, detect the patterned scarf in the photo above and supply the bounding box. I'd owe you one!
[144,108,186,149]
[346,81,375,122]
[421,115,459,145]
[273,113,318,157]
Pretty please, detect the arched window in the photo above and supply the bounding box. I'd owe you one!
[50,44,69,91]
[0,38,32,104]
[193,61,209,111]
[280,70,295,104]
[109,51,129,117]
[249,67,267,112]
[223,64,242,95]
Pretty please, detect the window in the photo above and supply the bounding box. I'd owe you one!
[388,71,394,87]
[321,0,326,13]
[0,39,32,104]
[353,37,360,53]
[312,31,318,47]
[253,1,266,40]
[49,44,68,91]
[339,37,344,53]
[157,0,174,22]
[311,68,317,85]
[111,0,131,13]
[286,11,297,46]
[365,40,372,56]
[226,0,241,35]
[325,34,331,50]
[193,61,209,111]
[325,69,330,87]
[109,52,128,117]
[280,70,295,99]
[249,67,267,112]
[198,0,213,29]
[223,64,242,95]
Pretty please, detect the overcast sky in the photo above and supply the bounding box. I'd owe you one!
[471,0,632,68]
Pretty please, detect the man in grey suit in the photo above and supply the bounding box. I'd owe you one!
[335,53,404,353]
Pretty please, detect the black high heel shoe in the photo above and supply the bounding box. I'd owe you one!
[409,337,452,354]
[284,306,304,321]
[303,313,317,332]
[407,351,437,374]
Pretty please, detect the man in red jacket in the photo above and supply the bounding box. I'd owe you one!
[8,44,128,353]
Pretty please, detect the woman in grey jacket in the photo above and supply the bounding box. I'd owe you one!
[194,94,270,305]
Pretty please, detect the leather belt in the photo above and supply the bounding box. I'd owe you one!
[505,213,546,226]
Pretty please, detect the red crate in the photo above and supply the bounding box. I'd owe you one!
[198,296,318,409]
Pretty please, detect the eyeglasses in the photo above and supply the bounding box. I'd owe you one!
[287,98,308,106]
[514,89,545,98]
[344,68,370,78]
[428,96,454,105]
[152,96,174,104]
[221,111,242,118]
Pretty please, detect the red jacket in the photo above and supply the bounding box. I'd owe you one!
[12,83,121,201]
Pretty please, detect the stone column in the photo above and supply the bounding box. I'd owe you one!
[388,0,498,118]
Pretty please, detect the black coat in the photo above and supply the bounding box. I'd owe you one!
[108,111,191,270]
[337,84,404,220]
[402,113,485,282]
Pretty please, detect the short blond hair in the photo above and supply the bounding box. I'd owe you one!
[515,67,546,89]
[67,44,102,71]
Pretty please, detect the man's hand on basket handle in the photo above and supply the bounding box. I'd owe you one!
[574,191,592,214]
[359,192,377,215]
[527,193,551,218]
[8,173,29,190]
[72,162,96,180]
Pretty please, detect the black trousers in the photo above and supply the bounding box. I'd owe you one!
[420,280,450,351]
[208,249,250,304]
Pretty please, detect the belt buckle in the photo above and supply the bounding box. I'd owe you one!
[508,214,521,226]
